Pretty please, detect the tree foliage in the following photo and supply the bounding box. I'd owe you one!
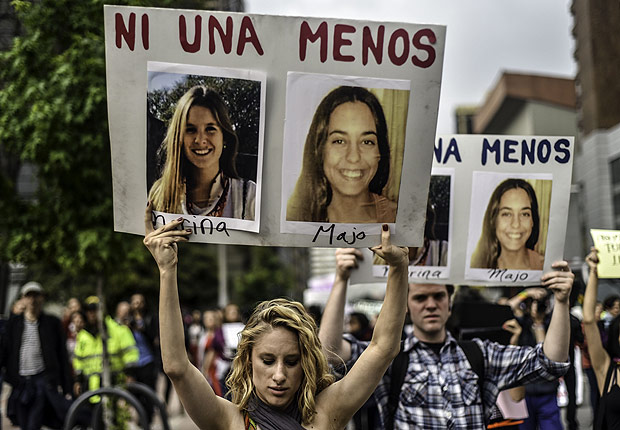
[0,0,298,311]
[0,0,216,304]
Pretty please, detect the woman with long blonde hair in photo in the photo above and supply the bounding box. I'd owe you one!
[149,86,255,220]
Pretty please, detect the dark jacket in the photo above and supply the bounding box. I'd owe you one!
[0,313,72,395]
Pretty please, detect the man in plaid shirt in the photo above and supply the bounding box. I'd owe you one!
[319,249,573,430]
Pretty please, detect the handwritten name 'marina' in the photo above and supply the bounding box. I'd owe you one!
[381,266,442,279]
[153,213,230,237]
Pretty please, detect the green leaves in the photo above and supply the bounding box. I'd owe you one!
[1,0,298,307]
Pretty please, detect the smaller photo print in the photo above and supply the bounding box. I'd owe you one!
[373,168,453,280]
[146,62,265,232]
[466,172,552,278]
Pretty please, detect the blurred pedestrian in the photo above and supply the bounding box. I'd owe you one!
[115,300,130,326]
[583,248,620,429]
[128,294,160,424]
[187,309,203,367]
[66,311,85,361]
[599,294,620,347]
[198,309,225,396]
[61,298,81,339]
[219,303,244,398]
[511,287,564,430]
[0,282,73,430]
[73,296,138,399]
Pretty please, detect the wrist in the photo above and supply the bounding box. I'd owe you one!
[518,291,529,300]
[334,272,351,284]
[159,266,177,278]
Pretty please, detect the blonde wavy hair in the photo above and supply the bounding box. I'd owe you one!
[226,299,335,425]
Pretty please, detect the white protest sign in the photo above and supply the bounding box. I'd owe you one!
[105,6,445,247]
[352,134,574,286]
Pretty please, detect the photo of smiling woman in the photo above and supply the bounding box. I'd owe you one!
[148,85,256,220]
[470,177,552,271]
[286,86,402,224]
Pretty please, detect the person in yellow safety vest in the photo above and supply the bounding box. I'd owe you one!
[73,296,139,402]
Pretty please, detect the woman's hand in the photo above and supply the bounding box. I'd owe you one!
[369,225,408,268]
[335,248,364,280]
[540,261,574,305]
[585,247,599,273]
[144,203,191,271]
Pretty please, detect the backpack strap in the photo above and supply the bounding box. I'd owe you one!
[458,339,485,395]
[385,336,409,430]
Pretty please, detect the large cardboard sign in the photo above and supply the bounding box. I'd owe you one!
[353,134,575,286]
[105,6,446,247]
[590,229,620,278]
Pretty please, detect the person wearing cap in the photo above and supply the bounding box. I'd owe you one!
[0,282,73,430]
[72,295,139,402]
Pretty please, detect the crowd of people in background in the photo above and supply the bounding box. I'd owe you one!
[0,248,619,429]
[0,282,248,430]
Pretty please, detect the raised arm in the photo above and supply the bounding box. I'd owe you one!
[539,260,574,362]
[316,225,408,427]
[143,205,237,429]
[581,248,609,391]
[318,248,363,364]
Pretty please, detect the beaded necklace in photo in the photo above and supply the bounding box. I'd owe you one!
[186,175,230,217]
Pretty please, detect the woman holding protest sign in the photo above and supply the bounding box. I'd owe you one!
[286,86,397,224]
[583,248,620,428]
[471,178,545,270]
[144,203,409,430]
[148,86,255,220]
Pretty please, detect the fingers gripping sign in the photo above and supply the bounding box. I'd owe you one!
[370,224,408,267]
[585,247,599,271]
[540,260,574,305]
[144,202,191,270]
[335,248,364,280]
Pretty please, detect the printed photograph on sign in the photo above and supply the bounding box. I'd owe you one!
[281,72,410,237]
[465,172,553,282]
[373,168,453,280]
[146,62,265,233]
